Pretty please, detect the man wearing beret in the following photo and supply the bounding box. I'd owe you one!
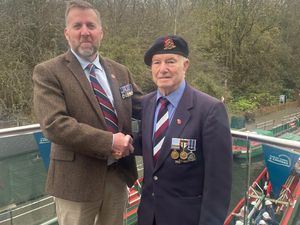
[136,35,232,225]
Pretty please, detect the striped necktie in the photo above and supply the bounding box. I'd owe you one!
[87,63,119,133]
[153,97,169,161]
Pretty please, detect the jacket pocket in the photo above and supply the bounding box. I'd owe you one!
[51,145,75,161]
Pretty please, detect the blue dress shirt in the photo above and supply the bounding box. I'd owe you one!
[152,80,186,137]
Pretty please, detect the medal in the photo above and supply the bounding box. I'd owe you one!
[180,150,188,160]
[172,138,197,163]
[187,152,196,161]
[171,150,180,159]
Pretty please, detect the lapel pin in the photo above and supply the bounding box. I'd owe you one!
[176,119,182,125]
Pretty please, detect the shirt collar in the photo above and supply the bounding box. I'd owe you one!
[156,80,186,108]
[70,49,103,71]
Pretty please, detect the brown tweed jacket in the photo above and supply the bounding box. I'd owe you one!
[33,50,142,202]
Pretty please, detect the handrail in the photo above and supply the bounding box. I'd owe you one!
[0,124,40,137]
[1,124,300,225]
[231,130,300,149]
[1,124,300,149]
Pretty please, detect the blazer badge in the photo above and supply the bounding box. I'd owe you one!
[120,84,133,99]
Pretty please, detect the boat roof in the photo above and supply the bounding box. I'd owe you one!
[280,133,300,141]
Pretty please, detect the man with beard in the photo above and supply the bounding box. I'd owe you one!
[33,1,142,225]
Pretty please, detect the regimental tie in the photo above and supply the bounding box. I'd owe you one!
[87,63,119,133]
[153,97,170,161]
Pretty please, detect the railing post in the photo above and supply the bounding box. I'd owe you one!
[244,134,252,225]
[9,208,13,225]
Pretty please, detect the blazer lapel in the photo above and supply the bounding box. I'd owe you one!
[154,85,194,171]
[65,51,107,126]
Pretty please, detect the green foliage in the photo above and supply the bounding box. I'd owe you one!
[282,89,296,101]
[1,0,300,121]
[230,98,258,113]
[229,92,280,114]
[187,71,225,100]
[100,36,155,93]
[0,0,66,122]
[248,93,278,107]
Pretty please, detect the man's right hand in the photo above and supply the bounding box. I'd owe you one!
[112,133,134,159]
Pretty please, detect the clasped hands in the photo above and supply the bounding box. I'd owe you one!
[112,132,134,159]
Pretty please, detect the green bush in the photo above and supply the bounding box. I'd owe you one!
[230,98,258,113]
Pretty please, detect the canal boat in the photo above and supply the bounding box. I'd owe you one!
[124,177,143,225]
[225,144,300,225]
[233,118,300,159]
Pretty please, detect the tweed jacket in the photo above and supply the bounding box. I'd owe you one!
[137,84,232,225]
[33,50,142,202]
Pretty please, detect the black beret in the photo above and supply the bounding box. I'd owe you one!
[144,35,189,66]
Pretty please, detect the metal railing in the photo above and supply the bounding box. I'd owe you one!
[1,124,300,149]
[231,130,300,149]
[0,124,40,137]
[1,124,300,225]
[0,197,56,225]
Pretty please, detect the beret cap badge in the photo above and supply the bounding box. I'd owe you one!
[164,37,176,50]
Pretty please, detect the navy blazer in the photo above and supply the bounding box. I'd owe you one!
[137,84,232,225]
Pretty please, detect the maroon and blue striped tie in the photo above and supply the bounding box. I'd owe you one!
[87,63,119,133]
[153,97,169,161]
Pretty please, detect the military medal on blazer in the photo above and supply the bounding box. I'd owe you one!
[171,138,197,163]
[120,83,133,99]
[187,139,197,161]
[179,139,188,160]
[171,138,180,160]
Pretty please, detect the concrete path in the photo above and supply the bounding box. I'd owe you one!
[245,104,300,130]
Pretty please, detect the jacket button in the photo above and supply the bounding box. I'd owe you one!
[153,176,158,181]
[152,192,155,197]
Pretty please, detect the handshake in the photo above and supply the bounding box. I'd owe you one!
[111,132,134,159]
